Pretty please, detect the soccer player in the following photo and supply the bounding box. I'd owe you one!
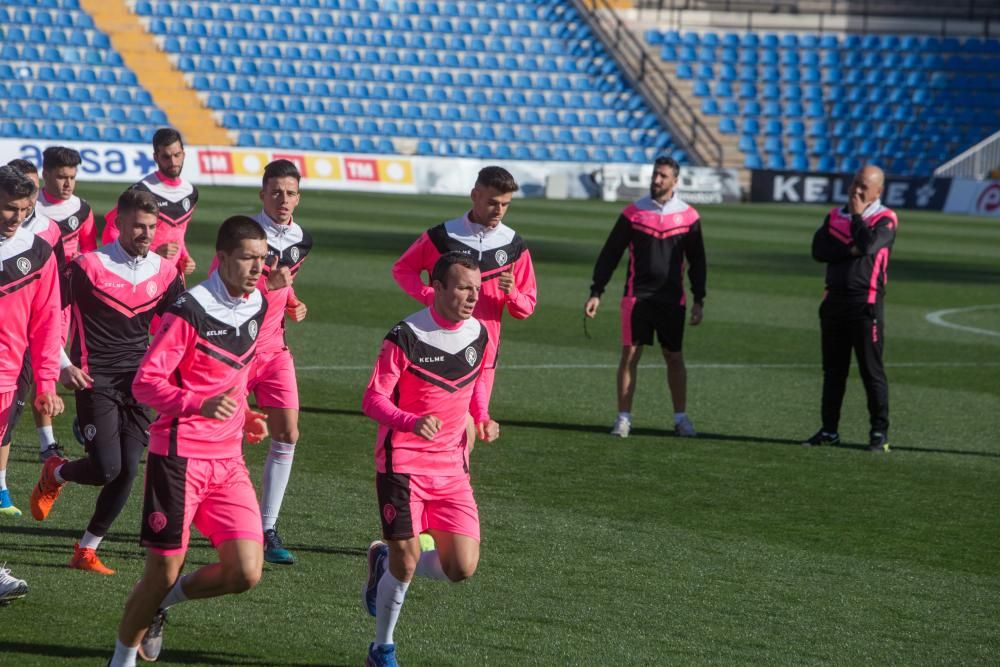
[361,252,500,667]
[29,189,185,575]
[37,146,98,263]
[391,166,536,414]
[584,156,706,439]
[244,159,312,564]
[106,216,269,667]
[0,165,64,518]
[805,165,897,453]
[103,128,198,277]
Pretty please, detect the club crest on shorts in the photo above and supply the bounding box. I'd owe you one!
[146,281,158,298]
[248,319,259,340]
[494,249,508,266]
[382,503,397,524]
[16,257,31,275]
[84,424,97,441]
[182,197,191,212]
[464,346,478,366]
[148,511,168,533]
[68,215,79,230]
[290,246,300,262]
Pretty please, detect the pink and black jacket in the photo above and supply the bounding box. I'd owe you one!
[36,190,97,263]
[811,200,897,304]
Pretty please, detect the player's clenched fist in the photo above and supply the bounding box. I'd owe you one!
[285,295,307,322]
[34,392,64,418]
[244,409,268,444]
[266,255,294,291]
[201,389,238,420]
[414,415,442,440]
[476,420,500,443]
[497,268,514,294]
[156,241,180,260]
[583,296,600,318]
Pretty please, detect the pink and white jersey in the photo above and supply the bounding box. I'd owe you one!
[21,208,62,249]
[363,307,491,476]
[66,241,185,377]
[0,226,61,394]
[103,171,199,271]
[133,272,266,459]
[36,190,96,262]
[251,210,313,354]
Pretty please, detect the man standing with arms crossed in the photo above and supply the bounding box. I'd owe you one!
[392,166,537,415]
[103,128,198,278]
[805,165,897,453]
[29,189,185,575]
[106,217,268,667]
[361,252,500,667]
[0,165,64,516]
[584,156,706,439]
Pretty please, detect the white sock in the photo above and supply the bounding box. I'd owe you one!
[374,571,409,646]
[617,411,631,422]
[159,574,189,610]
[80,530,103,551]
[109,639,138,667]
[414,549,449,581]
[674,412,688,424]
[54,464,66,485]
[0,469,6,490]
[38,425,56,449]
[261,440,296,532]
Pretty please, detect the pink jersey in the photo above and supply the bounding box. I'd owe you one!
[66,241,184,377]
[363,307,490,476]
[392,214,537,407]
[21,208,62,249]
[0,226,61,395]
[133,271,266,459]
[103,171,198,271]
[36,190,97,262]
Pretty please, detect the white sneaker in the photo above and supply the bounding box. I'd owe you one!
[0,563,28,605]
[610,416,631,438]
[674,415,697,438]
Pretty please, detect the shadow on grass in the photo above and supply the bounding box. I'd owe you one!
[0,641,350,666]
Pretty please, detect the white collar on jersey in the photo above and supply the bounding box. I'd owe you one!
[37,191,81,219]
[841,198,886,220]
[0,225,40,269]
[21,208,54,235]
[634,194,689,214]
[187,270,262,327]
[253,210,304,248]
[403,307,482,355]
[142,172,194,201]
[443,213,516,252]
[94,240,163,284]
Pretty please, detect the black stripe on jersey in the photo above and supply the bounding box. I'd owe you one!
[169,367,183,456]
[194,342,250,370]
[383,429,394,474]
[54,200,92,236]
[168,295,266,359]
[0,235,54,289]
[425,224,526,272]
[0,272,41,297]
[387,325,488,384]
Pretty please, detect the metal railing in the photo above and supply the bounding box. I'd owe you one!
[572,0,724,167]
[633,0,1000,21]
[935,130,1000,179]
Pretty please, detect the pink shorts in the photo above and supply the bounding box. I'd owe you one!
[0,390,13,445]
[376,472,480,542]
[247,348,299,410]
[141,454,263,556]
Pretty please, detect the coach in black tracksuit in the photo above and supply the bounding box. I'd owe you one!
[806,165,897,453]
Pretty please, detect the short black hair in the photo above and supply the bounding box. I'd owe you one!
[262,159,301,187]
[475,166,519,194]
[7,158,38,176]
[0,165,38,199]
[152,128,184,153]
[216,215,266,253]
[431,251,480,286]
[117,188,159,219]
[42,146,82,171]
[653,156,680,177]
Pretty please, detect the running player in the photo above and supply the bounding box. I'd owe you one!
[107,216,268,667]
[0,165,64,518]
[584,156,707,438]
[391,166,536,414]
[361,252,500,667]
[103,128,198,277]
[244,159,312,564]
[29,189,185,575]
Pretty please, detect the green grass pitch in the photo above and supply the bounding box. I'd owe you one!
[1,184,998,665]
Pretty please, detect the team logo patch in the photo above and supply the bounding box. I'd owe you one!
[68,215,79,230]
[290,246,300,262]
[173,295,187,307]
[16,257,31,275]
[145,281,158,298]
[465,346,478,366]
[182,197,191,212]
[148,511,168,533]
[248,319,259,340]
[494,249,508,266]
[84,424,97,441]
[382,503,397,524]
[673,214,683,224]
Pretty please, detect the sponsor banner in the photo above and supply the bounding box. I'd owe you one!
[593,164,741,203]
[749,169,952,210]
[943,179,1000,217]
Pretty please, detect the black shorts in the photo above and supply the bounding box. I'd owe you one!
[621,297,686,351]
[75,380,153,454]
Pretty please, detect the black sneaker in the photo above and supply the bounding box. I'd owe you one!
[867,432,890,453]
[38,443,66,463]
[803,430,839,447]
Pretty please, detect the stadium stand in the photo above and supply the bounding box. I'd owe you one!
[647,28,1000,175]
[0,0,167,145]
